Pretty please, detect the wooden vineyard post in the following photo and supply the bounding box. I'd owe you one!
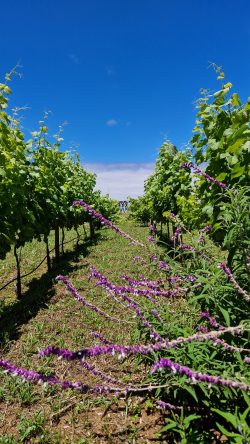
[55,225,60,263]
[14,245,22,299]
[45,237,51,271]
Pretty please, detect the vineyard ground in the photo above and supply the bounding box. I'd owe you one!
[0,218,169,443]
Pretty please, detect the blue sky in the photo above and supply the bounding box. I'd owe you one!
[1,0,250,198]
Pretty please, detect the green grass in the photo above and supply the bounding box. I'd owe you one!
[1,216,246,443]
[0,216,168,442]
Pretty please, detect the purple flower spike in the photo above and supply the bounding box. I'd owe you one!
[167,213,190,233]
[181,162,227,189]
[149,224,157,235]
[89,267,163,340]
[180,244,194,251]
[38,325,243,361]
[90,332,113,345]
[132,256,146,264]
[0,359,131,396]
[148,235,156,243]
[158,261,171,270]
[200,311,224,330]
[201,225,212,233]
[198,225,212,243]
[0,359,86,392]
[185,275,197,282]
[151,358,249,392]
[156,400,181,411]
[173,226,181,241]
[72,200,145,247]
[170,275,182,285]
[56,274,126,323]
[219,263,250,302]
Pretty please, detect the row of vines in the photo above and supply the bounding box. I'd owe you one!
[129,68,250,278]
[0,68,249,442]
[122,70,250,440]
[0,70,119,298]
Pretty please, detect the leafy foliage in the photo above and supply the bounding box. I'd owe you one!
[0,71,119,296]
[192,67,250,231]
[0,69,249,443]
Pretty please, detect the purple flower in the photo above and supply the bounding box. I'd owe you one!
[81,360,125,386]
[213,339,250,355]
[89,267,163,340]
[0,359,126,397]
[151,358,249,391]
[151,309,164,323]
[56,275,125,323]
[168,212,178,222]
[121,274,162,291]
[167,213,190,233]
[219,263,250,302]
[158,261,171,270]
[170,275,182,285]
[180,244,194,251]
[39,325,243,360]
[150,254,171,271]
[198,234,205,244]
[0,359,86,392]
[173,226,181,241]
[91,331,113,345]
[148,235,156,243]
[149,224,157,234]
[201,225,212,233]
[181,162,227,189]
[132,256,145,264]
[156,400,181,411]
[72,200,145,247]
[197,326,209,333]
[198,225,212,243]
[200,311,224,330]
[185,275,197,282]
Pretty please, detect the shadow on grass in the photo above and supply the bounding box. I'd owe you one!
[0,233,102,347]
[156,231,173,253]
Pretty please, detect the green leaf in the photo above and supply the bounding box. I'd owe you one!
[230,165,245,179]
[242,140,250,152]
[241,406,250,421]
[216,172,227,181]
[232,93,240,108]
[214,89,223,98]
[212,408,238,428]
[202,205,213,218]
[230,155,238,165]
[216,423,240,438]
[183,414,201,426]
[160,422,178,432]
[183,385,198,402]
[228,138,244,154]
[242,392,250,407]
[218,306,230,327]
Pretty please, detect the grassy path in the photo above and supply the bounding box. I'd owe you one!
[0,218,166,443]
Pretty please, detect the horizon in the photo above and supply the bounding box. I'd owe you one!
[86,162,154,200]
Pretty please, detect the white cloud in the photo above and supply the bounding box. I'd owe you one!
[86,163,154,200]
[106,119,118,127]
